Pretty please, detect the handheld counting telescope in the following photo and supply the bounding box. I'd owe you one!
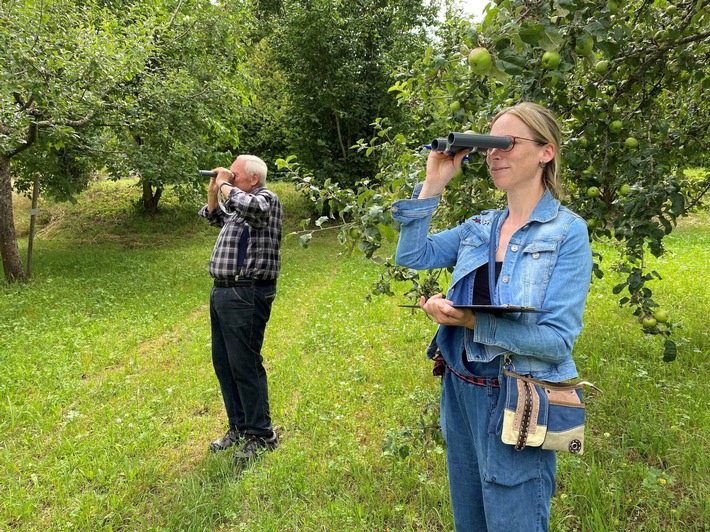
[430,133,513,154]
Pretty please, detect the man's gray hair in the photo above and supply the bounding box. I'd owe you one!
[239,155,268,186]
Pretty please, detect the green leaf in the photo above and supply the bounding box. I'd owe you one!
[494,59,524,76]
[378,223,397,242]
[518,24,545,45]
[299,233,313,248]
[670,192,685,216]
[612,282,627,295]
[539,26,564,50]
[663,340,677,362]
[497,49,528,67]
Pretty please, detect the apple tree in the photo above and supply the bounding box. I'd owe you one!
[96,0,257,215]
[1,0,258,282]
[284,0,710,361]
[0,0,155,282]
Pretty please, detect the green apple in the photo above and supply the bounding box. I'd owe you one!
[607,0,619,14]
[579,136,589,148]
[641,316,657,328]
[653,309,669,323]
[624,137,639,149]
[586,186,601,198]
[449,101,461,112]
[575,36,594,55]
[586,218,598,229]
[468,47,492,75]
[609,120,623,133]
[618,184,631,196]
[541,51,561,70]
[595,60,609,75]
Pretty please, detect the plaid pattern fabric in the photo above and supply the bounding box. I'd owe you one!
[199,186,282,280]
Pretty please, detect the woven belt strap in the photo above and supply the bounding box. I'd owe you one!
[432,354,500,387]
[515,380,534,451]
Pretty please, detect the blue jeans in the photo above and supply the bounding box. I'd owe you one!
[210,283,276,437]
[440,362,556,531]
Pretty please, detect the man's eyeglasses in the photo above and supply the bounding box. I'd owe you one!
[477,136,547,155]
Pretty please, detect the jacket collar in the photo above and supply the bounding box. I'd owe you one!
[501,189,560,225]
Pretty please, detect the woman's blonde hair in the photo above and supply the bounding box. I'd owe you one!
[492,102,562,198]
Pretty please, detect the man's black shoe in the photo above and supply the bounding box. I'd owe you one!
[233,431,279,462]
[209,426,244,452]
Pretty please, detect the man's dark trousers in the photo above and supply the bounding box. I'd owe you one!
[210,283,276,437]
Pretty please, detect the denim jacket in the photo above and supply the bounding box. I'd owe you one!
[391,185,592,382]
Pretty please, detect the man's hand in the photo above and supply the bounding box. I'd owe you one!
[208,167,233,192]
[215,167,235,189]
[420,293,476,329]
[207,167,234,212]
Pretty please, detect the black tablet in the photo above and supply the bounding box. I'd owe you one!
[399,304,550,314]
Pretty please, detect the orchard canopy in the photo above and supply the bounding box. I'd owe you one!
[282,0,710,361]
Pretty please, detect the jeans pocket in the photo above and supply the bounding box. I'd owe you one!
[229,285,254,306]
[483,432,545,486]
[484,393,545,487]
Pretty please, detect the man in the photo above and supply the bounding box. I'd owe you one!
[198,154,282,462]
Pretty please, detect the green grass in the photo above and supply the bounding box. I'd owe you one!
[1,181,708,531]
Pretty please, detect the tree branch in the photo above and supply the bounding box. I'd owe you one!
[168,0,186,27]
[686,180,710,212]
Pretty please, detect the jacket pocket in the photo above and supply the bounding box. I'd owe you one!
[521,241,557,285]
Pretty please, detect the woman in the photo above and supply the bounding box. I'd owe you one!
[391,102,592,531]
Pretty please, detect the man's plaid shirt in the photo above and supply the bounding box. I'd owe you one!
[199,186,282,281]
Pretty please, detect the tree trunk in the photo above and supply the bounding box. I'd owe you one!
[141,180,163,215]
[0,155,26,282]
[334,113,347,160]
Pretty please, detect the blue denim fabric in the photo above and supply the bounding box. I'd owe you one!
[441,364,556,532]
[391,186,592,382]
[392,185,590,530]
[210,283,276,437]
